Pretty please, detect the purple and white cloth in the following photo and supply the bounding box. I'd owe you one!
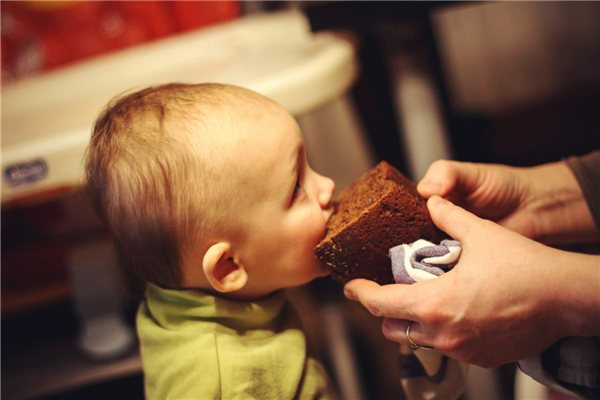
[390,239,461,284]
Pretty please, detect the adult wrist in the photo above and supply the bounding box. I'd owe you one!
[552,250,600,337]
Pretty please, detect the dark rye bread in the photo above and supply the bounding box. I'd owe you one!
[314,161,443,285]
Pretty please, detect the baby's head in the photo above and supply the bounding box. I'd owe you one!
[86,83,335,300]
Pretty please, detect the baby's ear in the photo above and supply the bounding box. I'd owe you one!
[202,242,248,293]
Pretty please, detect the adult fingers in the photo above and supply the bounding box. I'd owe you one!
[382,318,436,349]
[427,195,484,241]
[417,160,482,199]
[344,279,418,320]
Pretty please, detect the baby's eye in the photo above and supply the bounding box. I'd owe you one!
[293,176,303,199]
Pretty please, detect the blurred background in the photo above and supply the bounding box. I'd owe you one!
[2,1,599,399]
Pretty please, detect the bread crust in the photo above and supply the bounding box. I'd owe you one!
[314,161,442,284]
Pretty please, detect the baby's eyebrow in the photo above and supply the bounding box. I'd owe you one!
[293,140,304,169]
[286,144,303,202]
[293,148,300,175]
[294,144,305,179]
[286,147,298,186]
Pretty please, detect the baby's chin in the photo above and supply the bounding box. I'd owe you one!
[315,268,330,278]
[313,258,331,277]
[299,258,330,284]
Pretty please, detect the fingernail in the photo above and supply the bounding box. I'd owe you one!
[428,195,447,206]
[343,285,356,300]
[418,180,442,194]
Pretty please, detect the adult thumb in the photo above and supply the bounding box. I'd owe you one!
[427,195,481,240]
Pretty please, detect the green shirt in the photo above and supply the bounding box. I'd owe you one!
[137,284,335,399]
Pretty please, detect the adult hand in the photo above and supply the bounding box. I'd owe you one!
[417,160,598,244]
[344,196,600,368]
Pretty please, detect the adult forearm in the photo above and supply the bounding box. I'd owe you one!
[524,161,600,244]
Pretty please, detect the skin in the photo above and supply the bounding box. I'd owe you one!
[230,104,336,296]
[183,93,336,300]
[344,159,600,368]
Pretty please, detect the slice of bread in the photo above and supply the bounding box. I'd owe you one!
[314,161,442,284]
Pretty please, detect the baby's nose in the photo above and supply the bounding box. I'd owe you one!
[318,175,335,209]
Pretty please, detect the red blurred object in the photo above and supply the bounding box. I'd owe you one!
[1,1,240,83]
[170,1,239,31]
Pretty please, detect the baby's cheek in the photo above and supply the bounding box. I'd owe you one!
[307,213,327,246]
[292,207,327,253]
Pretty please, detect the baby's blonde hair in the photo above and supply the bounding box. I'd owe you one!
[86,83,270,299]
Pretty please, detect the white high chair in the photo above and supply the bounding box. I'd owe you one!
[2,9,371,399]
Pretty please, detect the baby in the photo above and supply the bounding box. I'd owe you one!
[85,83,337,399]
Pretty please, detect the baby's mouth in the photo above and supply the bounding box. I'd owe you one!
[322,201,337,224]
[323,208,334,223]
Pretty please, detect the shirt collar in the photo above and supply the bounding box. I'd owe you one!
[145,283,287,331]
